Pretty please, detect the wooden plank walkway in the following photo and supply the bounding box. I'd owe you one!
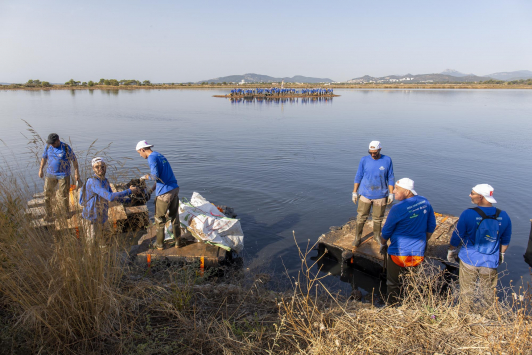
[26,183,149,232]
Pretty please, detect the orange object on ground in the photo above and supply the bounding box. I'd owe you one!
[147,254,151,267]
[390,255,424,267]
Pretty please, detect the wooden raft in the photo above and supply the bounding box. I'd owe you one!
[133,225,230,268]
[25,184,149,232]
[317,212,459,277]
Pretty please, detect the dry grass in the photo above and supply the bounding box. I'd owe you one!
[1,126,531,354]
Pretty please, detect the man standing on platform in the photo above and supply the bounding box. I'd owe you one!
[381,178,436,304]
[38,133,80,220]
[447,184,512,306]
[352,141,395,247]
[136,140,183,250]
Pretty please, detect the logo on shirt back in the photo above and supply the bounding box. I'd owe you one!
[379,166,385,170]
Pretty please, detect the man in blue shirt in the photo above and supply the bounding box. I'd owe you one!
[381,178,436,304]
[79,157,138,244]
[38,133,80,220]
[448,184,512,306]
[136,140,183,250]
[352,141,395,247]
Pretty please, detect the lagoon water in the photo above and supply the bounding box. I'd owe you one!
[1,88,531,291]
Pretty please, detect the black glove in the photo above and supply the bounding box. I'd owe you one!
[379,243,388,256]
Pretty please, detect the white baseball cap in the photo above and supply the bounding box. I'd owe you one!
[91,157,106,166]
[396,178,417,195]
[369,141,381,150]
[472,184,497,204]
[136,140,153,151]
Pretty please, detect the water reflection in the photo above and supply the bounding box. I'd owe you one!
[229,97,333,105]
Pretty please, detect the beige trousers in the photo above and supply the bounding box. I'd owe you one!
[44,176,70,217]
[459,260,498,307]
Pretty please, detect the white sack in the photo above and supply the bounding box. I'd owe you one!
[179,192,244,253]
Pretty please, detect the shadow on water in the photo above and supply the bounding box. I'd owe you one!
[238,212,301,260]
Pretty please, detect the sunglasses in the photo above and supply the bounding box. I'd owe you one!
[368,150,380,155]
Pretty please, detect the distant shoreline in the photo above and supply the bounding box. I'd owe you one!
[2,83,532,91]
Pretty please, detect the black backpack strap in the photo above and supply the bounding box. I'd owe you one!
[471,207,488,219]
[470,207,498,220]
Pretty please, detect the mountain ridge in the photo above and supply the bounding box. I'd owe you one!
[197,73,334,84]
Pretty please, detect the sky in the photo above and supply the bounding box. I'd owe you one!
[0,0,531,83]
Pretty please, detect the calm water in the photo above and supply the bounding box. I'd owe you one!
[1,88,531,290]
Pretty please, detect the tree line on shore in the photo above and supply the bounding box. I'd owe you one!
[3,78,532,89]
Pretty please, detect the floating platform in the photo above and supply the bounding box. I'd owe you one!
[317,212,459,277]
[131,225,232,269]
[213,94,339,99]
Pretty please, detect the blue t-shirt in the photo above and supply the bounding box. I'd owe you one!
[354,155,395,200]
[42,142,76,177]
[148,151,179,196]
[382,195,436,257]
[450,207,512,269]
[79,175,131,224]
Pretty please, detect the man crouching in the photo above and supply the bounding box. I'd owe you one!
[380,178,436,304]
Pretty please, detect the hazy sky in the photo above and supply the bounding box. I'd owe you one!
[1,0,531,83]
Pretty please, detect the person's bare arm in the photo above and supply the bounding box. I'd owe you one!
[353,183,360,194]
[38,158,47,178]
[389,185,394,194]
[500,245,509,253]
[72,159,80,182]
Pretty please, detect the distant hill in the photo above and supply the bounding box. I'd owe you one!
[440,69,474,77]
[486,70,532,81]
[198,73,334,84]
[347,72,492,84]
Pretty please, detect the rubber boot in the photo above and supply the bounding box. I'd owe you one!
[173,224,186,248]
[154,228,164,250]
[352,222,365,247]
[373,220,383,244]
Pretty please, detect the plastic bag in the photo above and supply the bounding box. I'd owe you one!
[179,192,244,253]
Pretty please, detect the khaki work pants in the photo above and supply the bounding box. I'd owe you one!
[154,187,181,248]
[386,254,421,304]
[44,176,70,218]
[355,196,387,241]
[81,218,105,244]
[459,260,498,307]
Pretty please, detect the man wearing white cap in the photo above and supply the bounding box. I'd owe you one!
[352,141,395,247]
[79,157,138,244]
[136,140,182,250]
[448,184,512,306]
[380,178,436,304]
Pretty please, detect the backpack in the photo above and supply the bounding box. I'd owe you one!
[471,207,501,255]
[46,142,70,158]
[79,177,96,207]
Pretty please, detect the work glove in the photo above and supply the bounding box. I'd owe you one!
[387,194,394,205]
[140,175,147,181]
[352,192,358,204]
[499,253,505,264]
[447,249,458,263]
[379,243,388,256]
